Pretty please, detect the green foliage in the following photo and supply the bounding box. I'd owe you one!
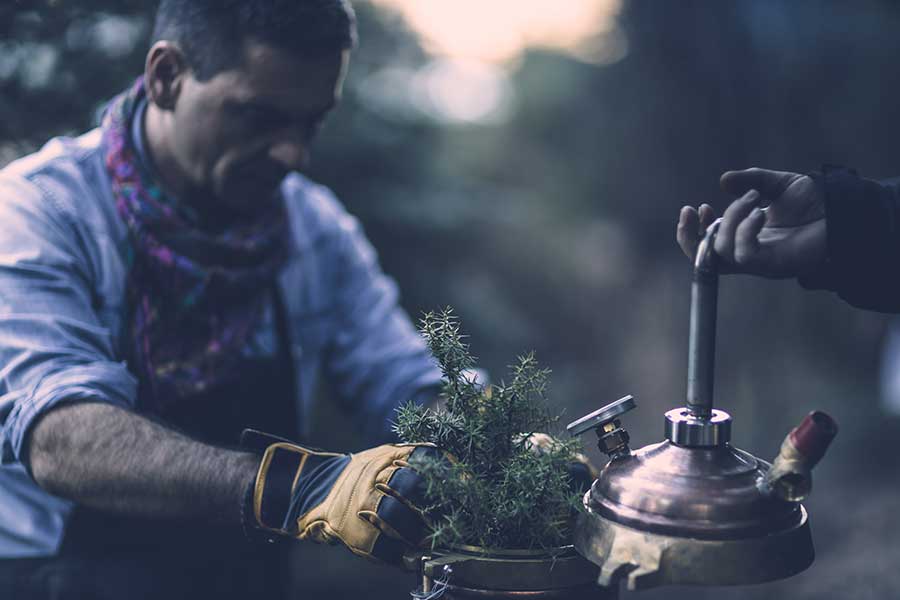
[393,308,583,551]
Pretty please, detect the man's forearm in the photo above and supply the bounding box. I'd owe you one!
[27,402,259,523]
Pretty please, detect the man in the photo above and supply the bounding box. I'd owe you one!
[0,1,448,597]
[677,166,900,312]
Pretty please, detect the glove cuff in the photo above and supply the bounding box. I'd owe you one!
[240,476,280,545]
[254,442,310,532]
[242,429,344,534]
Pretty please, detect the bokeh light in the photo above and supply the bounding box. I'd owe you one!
[368,0,626,65]
[359,0,625,125]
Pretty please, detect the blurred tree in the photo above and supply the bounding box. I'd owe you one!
[0,0,149,156]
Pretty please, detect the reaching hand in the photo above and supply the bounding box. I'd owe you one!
[677,168,827,279]
[247,433,451,566]
[526,432,598,492]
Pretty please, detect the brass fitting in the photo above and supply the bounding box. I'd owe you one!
[764,411,838,502]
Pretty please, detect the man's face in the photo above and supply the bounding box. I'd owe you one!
[167,40,349,214]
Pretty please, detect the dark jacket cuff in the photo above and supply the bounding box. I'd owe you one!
[803,165,900,312]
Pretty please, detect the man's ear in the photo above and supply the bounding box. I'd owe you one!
[144,41,189,111]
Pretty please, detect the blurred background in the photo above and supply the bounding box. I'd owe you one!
[3,0,900,597]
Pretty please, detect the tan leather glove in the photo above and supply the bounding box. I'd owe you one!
[527,432,599,489]
[246,431,443,565]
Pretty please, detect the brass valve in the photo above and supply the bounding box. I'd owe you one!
[567,395,635,460]
[764,411,838,502]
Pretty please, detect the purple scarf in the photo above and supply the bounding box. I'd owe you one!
[102,78,289,410]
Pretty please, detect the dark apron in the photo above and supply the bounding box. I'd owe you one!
[0,289,299,600]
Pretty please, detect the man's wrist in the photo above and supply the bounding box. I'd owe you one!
[795,169,834,290]
[237,429,326,537]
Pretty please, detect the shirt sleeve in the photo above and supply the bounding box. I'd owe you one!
[800,167,900,313]
[0,174,137,466]
[319,207,442,443]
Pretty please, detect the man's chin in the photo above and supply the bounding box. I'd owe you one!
[219,178,284,214]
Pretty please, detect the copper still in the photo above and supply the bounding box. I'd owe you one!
[566,218,838,592]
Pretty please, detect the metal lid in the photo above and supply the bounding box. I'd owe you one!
[587,440,801,540]
[566,395,635,436]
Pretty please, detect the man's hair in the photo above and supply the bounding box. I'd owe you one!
[152,0,357,80]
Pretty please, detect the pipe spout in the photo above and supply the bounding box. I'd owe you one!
[764,411,838,502]
[686,219,722,419]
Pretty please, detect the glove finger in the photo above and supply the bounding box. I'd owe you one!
[526,432,554,453]
[361,495,426,546]
[409,445,450,464]
[380,446,453,523]
[380,466,430,513]
[567,461,594,494]
[391,445,450,470]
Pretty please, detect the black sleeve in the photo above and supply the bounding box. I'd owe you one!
[799,166,900,313]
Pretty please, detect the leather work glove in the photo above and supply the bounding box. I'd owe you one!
[242,430,445,565]
[526,432,598,493]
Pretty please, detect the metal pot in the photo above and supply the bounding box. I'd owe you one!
[407,545,615,599]
[566,219,838,592]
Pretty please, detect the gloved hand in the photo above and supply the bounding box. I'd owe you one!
[243,430,445,565]
[677,168,826,279]
[526,432,598,493]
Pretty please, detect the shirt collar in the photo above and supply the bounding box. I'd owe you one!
[129,96,163,185]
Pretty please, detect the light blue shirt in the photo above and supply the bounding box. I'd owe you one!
[0,126,441,557]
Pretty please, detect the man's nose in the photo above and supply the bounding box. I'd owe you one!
[268,139,310,172]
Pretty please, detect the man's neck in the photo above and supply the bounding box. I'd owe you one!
[142,103,230,230]
[143,102,193,203]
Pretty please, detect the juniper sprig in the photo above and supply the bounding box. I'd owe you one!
[392,308,584,551]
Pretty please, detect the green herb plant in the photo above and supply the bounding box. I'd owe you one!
[393,308,585,551]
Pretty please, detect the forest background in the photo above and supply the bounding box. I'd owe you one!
[2,1,899,598]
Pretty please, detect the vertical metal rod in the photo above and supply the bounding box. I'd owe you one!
[686,220,721,419]
[420,556,433,594]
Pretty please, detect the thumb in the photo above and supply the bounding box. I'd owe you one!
[720,168,800,199]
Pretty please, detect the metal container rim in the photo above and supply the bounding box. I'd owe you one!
[442,544,578,559]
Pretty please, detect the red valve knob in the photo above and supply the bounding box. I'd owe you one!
[788,411,838,467]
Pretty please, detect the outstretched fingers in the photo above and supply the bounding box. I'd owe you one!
[720,167,799,199]
[698,203,715,228]
[677,203,717,259]
[733,206,768,268]
[715,190,760,263]
[677,205,700,259]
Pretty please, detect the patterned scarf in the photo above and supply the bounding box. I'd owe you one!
[102,78,289,411]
